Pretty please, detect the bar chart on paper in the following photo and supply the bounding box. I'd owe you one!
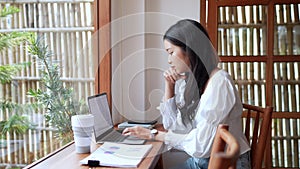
[80,142,153,167]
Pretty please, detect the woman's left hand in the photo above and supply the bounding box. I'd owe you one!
[122,126,151,140]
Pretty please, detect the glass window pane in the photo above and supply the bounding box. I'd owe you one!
[273,62,300,112]
[218,5,267,56]
[274,4,300,55]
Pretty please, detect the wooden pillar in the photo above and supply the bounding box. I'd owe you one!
[94,0,111,106]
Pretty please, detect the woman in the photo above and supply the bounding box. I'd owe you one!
[122,19,251,169]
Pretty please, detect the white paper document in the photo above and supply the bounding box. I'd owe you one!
[80,142,153,168]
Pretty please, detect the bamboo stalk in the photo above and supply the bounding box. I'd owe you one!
[274,65,282,165]
[62,3,67,78]
[219,7,224,59]
[36,3,41,28]
[279,5,284,24]
[218,29,222,56]
[70,4,76,78]
[255,6,263,107]
[55,28,62,69]
[22,133,27,164]
[223,8,228,56]
[283,62,292,167]
[290,4,299,167]
[67,31,72,78]
[241,6,248,103]
[20,134,24,164]
[27,3,32,28]
[232,7,242,98]
[0,3,2,27]
[278,8,287,165]
[22,4,28,28]
[249,6,255,105]
[76,2,83,99]
[82,12,90,100]
[292,25,300,169]
[233,7,240,55]
[262,6,267,56]
[222,7,228,72]
[34,3,38,28]
[89,2,93,27]
[82,2,87,27]
[277,5,285,167]
[286,5,293,55]
[284,5,293,167]
[59,3,63,27]
[228,6,233,25]
[274,26,279,56]
[82,3,87,91]
[39,3,44,28]
[66,3,72,78]
[228,7,235,81]
[52,3,58,62]
[88,30,94,95]
[256,6,261,55]
[12,133,18,164]
[218,7,225,59]
[221,6,226,24]
[83,31,89,100]
[291,83,298,166]
[28,3,35,120]
[278,7,287,56]
[18,135,23,165]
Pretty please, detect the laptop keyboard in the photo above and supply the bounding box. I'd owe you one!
[101,130,126,142]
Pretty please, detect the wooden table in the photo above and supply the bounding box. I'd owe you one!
[24,139,164,169]
[24,124,166,169]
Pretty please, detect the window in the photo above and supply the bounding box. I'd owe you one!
[202,0,300,167]
[0,1,94,167]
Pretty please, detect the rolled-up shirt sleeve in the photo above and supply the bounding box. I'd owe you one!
[159,97,178,129]
[163,73,237,158]
[160,79,187,130]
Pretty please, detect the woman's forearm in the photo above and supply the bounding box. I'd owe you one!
[164,82,175,101]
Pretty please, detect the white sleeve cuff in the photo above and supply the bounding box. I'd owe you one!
[160,97,177,116]
[164,130,187,150]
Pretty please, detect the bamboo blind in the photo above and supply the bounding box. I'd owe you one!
[0,0,94,167]
[218,5,268,105]
[215,3,300,168]
[273,4,299,168]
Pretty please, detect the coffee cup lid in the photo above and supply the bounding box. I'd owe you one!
[71,114,94,127]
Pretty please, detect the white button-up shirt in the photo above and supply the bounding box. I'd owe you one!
[160,69,250,158]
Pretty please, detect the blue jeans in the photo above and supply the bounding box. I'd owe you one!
[171,151,251,169]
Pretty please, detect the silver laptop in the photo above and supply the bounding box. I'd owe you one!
[87,93,145,145]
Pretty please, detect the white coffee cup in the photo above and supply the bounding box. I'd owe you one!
[71,114,94,153]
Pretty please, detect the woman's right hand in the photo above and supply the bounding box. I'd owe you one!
[163,67,186,85]
[163,67,186,100]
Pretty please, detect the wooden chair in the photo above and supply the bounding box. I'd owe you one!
[242,103,273,169]
[208,124,240,169]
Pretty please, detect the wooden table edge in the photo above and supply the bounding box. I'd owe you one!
[23,141,75,169]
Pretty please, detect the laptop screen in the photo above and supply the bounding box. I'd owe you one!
[88,93,113,137]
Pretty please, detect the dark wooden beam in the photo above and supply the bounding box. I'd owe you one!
[94,0,111,107]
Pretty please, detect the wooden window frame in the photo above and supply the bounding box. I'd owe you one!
[202,0,300,168]
[94,0,111,106]
[201,0,300,115]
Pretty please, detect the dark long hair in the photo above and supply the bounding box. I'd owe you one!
[163,19,219,124]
